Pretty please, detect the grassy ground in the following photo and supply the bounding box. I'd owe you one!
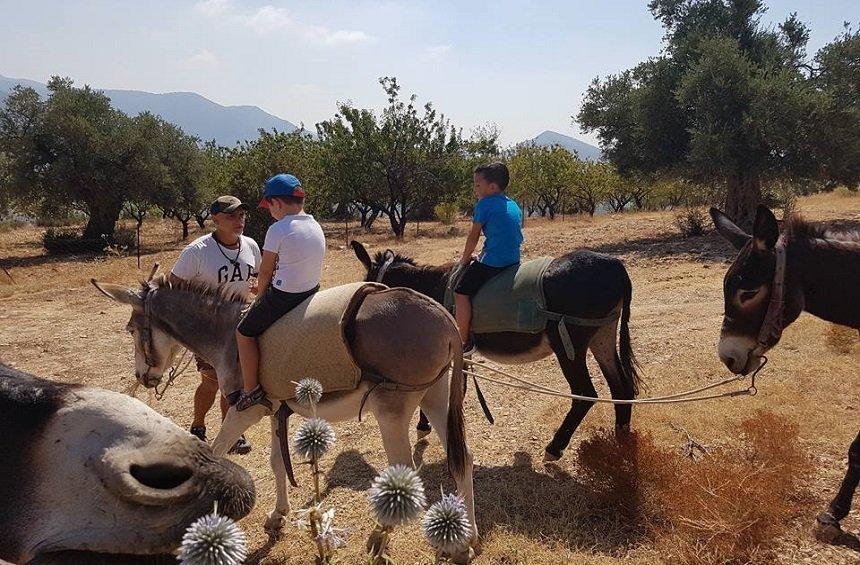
[1,192,858,564]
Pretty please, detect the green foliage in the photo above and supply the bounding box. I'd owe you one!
[509,143,575,219]
[834,186,858,198]
[434,201,459,225]
[0,78,204,239]
[317,77,463,238]
[579,1,860,228]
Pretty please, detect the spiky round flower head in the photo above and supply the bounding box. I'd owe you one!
[295,378,324,407]
[178,512,248,565]
[367,464,426,527]
[422,493,472,555]
[293,417,336,461]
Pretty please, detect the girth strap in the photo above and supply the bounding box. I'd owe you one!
[539,308,622,360]
[275,403,299,488]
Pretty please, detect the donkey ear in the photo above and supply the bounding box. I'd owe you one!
[351,241,373,271]
[91,279,143,311]
[752,205,779,252]
[710,207,750,250]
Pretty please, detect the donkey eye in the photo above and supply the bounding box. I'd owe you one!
[739,289,760,303]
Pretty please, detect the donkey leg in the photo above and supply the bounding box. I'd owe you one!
[589,321,633,432]
[212,403,269,456]
[264,413,290,538]
[421,372,479,555]
[544,325,598,461]
[373,390,422,467]
[816,430,860,541]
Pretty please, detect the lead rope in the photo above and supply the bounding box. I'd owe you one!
[463,356,765,406]
[154,347,194,401]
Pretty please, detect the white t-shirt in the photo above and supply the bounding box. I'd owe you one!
[263,213,326,293]
[171,233,261,299]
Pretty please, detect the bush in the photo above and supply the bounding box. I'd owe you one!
[43,227,137,255]
[35,210,87,227]
[673,207,708,237]
[834,186,858,198]
[0,218,30,233]
[434,201,459,225]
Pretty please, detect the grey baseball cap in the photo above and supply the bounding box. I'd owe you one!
[210,195,248,215]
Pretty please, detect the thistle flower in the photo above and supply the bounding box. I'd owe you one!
[367,464,426,527]
[178,512,247,565]
[295,378,324,407]
[422,493,472,555]
[294,417,336,461]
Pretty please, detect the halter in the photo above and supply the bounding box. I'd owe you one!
[756,236,787,351]
[374,251,396,283]
[138,285,192,400]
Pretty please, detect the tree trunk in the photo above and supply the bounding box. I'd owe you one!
[194,211,209,229]
[82,199,123,240]
[181,219,190,240]
[725,172,761,231]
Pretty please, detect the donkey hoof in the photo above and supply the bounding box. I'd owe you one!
[814,512,842,544]
[543,448,562,462]
[447,546,475,564]
[264,511,286,539]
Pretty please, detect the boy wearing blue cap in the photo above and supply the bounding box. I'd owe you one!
[455,162,523,355]
[235,173,326,410]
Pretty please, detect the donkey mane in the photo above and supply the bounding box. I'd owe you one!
[784,214,860,250]
[373,250,417,266]
[143,275,249,306]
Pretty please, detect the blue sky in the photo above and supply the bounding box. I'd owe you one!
[0,1,854,145]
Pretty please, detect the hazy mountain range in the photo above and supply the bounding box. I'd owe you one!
[0,74,601,157]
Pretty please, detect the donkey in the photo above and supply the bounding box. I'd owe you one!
[352,241,642,461]
[0,363,254,564]
[92,276,478,555]
[711,205,859,541]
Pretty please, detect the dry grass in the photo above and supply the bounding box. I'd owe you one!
[1,192,858,564]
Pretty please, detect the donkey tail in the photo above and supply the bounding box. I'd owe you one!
[446,338,468,479]
[619,269,643,396]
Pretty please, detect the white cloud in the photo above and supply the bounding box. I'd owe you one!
[194,0,232,18]
[425,44,452,57]
[184,49,220,70]
[305,26,374,47]
[244,5,291,34]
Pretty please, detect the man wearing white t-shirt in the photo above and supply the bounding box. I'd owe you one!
[170,195,261,453]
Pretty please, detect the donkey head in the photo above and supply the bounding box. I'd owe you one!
[351,241,396,283]
[91,279,183,388]
[710,205,782,374]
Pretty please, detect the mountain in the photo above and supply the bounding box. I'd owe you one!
[0,74,297,146]
[528,130,602,161]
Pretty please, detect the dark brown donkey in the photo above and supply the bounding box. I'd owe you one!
[352,241,642,461]
[711,205,859,541]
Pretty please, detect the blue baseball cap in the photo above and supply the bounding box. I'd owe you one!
[258,173,305,208]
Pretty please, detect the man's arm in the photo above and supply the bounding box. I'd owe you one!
[460,222,482,265]
[256,251,277,296]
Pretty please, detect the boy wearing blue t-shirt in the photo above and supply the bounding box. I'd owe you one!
[455,162,523,354]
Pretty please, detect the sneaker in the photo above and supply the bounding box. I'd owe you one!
[190,426,207,442]
[462,339,476,357]
[228,434,252,455]
[236,384,267,411]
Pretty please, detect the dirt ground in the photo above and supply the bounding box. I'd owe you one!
[1,193,858,564]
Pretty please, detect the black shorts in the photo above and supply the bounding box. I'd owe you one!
[237,285,319,337]
[454,261,516,296]
[195,355,215,373]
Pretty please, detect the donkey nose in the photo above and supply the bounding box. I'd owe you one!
[129,462,194,490]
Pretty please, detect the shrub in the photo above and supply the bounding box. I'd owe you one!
[674,207,708,237]
[0,218,30,233]
[834,186,857,198]
[434,201,459,225]
[577,411,811,565]
[43,227,137,255]
[35,210,87,227]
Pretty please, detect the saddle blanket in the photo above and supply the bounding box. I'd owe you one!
[445,257,553,334]
[258,282,384,400]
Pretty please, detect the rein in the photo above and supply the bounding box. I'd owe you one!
[374,252,396,283]
[464,356,765,406]
[756,237,787,352]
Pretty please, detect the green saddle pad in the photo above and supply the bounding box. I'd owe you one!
[445,257,553,334]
